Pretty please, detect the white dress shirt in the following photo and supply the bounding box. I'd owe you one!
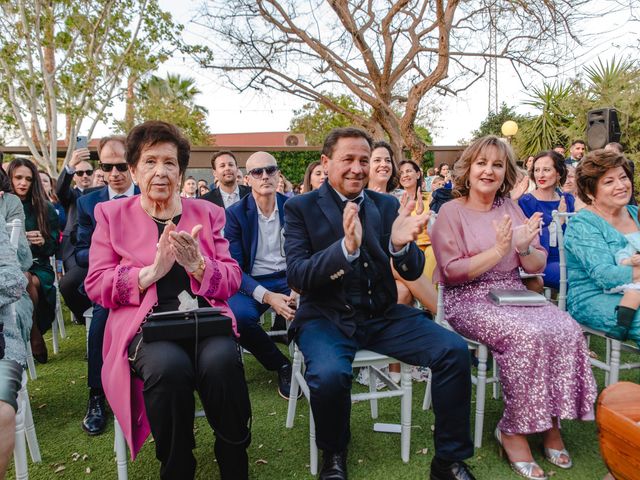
[221,186,241,209]
[250,202,286,303]
[108,183,135,200]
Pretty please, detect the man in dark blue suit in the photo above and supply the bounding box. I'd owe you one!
[284,128,475,480]
[225,152,296,399]
[75,136,139,436]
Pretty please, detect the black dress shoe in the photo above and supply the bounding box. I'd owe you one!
[277,363,301,400]
[320,450,348,480]
[82,394,108,435]
[430,457,476,480]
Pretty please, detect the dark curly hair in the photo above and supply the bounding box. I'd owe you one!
[529,150,567,186]
[126,121,190,175]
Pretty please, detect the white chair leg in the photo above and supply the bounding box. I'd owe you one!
[492,359,501,400]
[422,369,432,411]
[52,315,60,354]
[13,383,28,480]
[22,383,41,463]
[608,339,621,386]
[309,407,318,476]
[25,343,37,381]
[400,363,412,463]
[474,345,488,448]
[114,419,129,480]
[286,347,302,428]
[368,366,378,419]
[56,296,66,339]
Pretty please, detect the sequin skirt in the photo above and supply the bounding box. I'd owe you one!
[444,269,597,434]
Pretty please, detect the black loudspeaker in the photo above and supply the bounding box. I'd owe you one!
[586,108,621,149]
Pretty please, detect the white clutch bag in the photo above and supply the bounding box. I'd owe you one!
[487,289,548,307]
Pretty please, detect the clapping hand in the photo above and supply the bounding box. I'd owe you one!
[150,222,176,280]
[169,224,204,273]
[343,201,362,255]
[513,212,543,253]
[492,215,512,258]
[391,196,430,252]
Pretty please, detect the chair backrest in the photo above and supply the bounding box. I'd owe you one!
[552,210,577,311]
[6,218,22,249]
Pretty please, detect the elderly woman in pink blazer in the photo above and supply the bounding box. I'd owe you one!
[85,121,248,480]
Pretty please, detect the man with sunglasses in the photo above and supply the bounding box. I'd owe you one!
[224,152,298,399]
[57,145,96,325]
[75,135,139,437]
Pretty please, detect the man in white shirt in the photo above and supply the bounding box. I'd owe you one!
[224,151,297,399]
[201,151,251,209]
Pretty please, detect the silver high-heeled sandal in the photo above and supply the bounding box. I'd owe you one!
[543,447,573,469]
[495,427,548,480]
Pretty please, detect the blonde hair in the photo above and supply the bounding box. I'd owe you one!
[452,135,519,199]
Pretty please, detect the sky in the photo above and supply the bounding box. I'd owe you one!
[143,1,640,146]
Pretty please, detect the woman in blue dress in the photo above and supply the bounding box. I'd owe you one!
[518,150,575,290]
[565,149,640,344]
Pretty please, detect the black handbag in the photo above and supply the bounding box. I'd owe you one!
[142,307,233,343]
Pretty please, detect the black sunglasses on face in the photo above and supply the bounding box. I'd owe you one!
[75,169,93,177]
[101,163,128,173]
[248,165,279,179]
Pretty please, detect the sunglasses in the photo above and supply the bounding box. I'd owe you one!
[74,169,93,177]
[100,163,128,173]
[248,165,279,179]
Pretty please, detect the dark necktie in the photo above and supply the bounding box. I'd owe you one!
[113,194,126,200]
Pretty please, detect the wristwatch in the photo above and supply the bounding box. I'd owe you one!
[517,246,532,257]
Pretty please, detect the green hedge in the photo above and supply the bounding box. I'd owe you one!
[272,151,321,185]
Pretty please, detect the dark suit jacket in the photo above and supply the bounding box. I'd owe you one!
[56,168,85,261]
[284,182,425,337]
[201,185,251,209]
[75,186,140,268]
[224,192,288,296]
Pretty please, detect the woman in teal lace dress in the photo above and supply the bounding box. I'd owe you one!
[0,167,33,367]
[565,150,640,344]
[7,159,59,363]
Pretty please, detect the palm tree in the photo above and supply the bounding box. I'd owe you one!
[139,73,208,114]
[519,82,573,156]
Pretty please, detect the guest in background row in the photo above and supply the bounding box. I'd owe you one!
[302,160,326,193]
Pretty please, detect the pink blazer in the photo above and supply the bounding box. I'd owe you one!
[85,196,241,459]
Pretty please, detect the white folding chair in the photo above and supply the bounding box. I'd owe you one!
[49,256,67,354]
[113,409,207,480]
[6,219,41,479]
[423,285,500,448]
[554,210,640,385]
[285,344,412,475]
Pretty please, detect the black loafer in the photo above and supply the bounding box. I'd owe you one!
[82,394,108,435]
[320,449,348,480]
[430,457,476,480]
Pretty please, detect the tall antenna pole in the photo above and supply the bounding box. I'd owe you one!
[488,3,498,114]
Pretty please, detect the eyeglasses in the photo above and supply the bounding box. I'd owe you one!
[100,163,128,173]
[248,165,279,179]
[74,169,93,177]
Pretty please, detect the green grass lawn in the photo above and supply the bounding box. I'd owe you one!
[7,316,638,479]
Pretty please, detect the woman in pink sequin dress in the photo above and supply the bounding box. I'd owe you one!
[431,136,596,480]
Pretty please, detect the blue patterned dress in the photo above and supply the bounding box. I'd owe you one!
[518,192,575,290]
[565,206,640,344]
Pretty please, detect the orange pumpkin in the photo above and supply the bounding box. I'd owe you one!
[596,381,640,480]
